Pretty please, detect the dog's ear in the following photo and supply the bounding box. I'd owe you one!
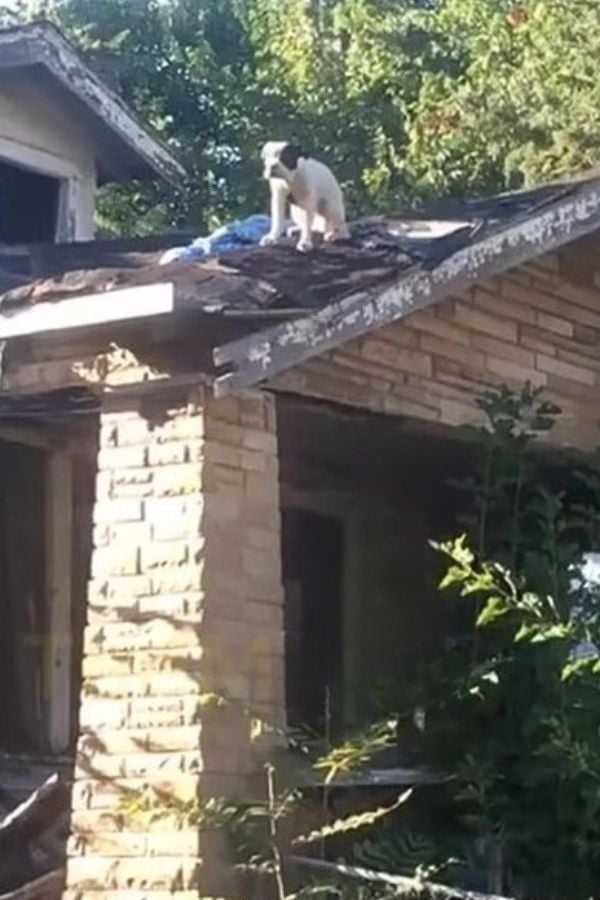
[279,143,307,170]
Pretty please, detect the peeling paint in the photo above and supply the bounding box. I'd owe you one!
[214,178,600,395]
[0,23,185,185]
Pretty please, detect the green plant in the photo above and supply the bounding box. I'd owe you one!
[413,384,600,899]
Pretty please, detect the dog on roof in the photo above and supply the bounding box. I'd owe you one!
[259,141,349,253]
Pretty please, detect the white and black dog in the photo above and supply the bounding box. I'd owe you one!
[259,141,349,252]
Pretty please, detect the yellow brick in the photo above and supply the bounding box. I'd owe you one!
[453,302,518,341]
[151,566,203,595]
[556,347,600,374]
[206,420,244,446]
[381,393,440,422]
[98,445,147,470]
[147,832,200,857]
[210,395,241,424]
[419,334,485,370]
[79,697,128,730]
[114,418,150,447]
[137,592,204,618]
[244,471,279,504]
[471,334,535,368]
[537,312,574,337]
[70,809,125,834]
[142,540,189,569]
[153,464,203,496]
[94,499,143,524]
[127,696,201,730]
[82,653,133,678]
[472,287,536,324]
[68,831,146,858]
[536,353,595,385]
[242,428,278,453]
[439,399,486,427]
[92,545,139,578]
[486,357,547,387]
[147,441,190,466]
[205,441,241,468]
[361,338,433,378]
[329,350,394,392]
[84,619,201,654]
[146,726,202,752]
[406,311,470,345]
[103,574,152,600]
[519,328,558,356]
[67,856,200,891]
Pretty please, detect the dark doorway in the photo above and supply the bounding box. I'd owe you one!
[0,159,60,243]
[282,507,344,734]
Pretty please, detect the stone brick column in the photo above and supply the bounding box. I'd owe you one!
[66,385,285,899]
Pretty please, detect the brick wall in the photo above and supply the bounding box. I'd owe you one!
[273,240,600,451]
[66,386,284,900]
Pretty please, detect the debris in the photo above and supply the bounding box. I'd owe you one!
[0,774,69,899]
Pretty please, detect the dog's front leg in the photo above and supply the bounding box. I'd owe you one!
[260,179,288,246]
[296,202,315,253]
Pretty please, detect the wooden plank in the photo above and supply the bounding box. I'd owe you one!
[0,283,175,339]
[213,178,600,394]
[0,774,61,838]
[0,137,77,181]
[0,425,58,450]
[45,453,73,754]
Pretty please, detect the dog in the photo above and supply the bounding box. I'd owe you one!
[259,141,349,252]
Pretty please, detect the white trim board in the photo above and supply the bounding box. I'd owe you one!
[0,282,175,339]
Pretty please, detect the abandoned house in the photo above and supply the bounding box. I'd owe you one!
[3,19,600,900]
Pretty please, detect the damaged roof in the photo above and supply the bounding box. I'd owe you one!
[2,171,600,393]
[0,21,185,185]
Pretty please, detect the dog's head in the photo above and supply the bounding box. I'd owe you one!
[261,141,308,181]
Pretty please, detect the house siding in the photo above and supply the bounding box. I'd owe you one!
[66,386,284,899]
[0,69,96,239]
[272,242,600,452]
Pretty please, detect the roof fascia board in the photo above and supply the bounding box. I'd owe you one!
[0,24,185,185]
[213,179,600,395]
[0,282,175,339]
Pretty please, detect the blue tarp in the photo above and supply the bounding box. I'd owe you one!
[159,214,271,265]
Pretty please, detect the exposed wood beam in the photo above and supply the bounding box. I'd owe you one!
[0,283,175,339]
[213,178,600,394]
[46,452,73,754]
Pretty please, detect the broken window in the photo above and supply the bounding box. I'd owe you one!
[277,397,471,738]
[282,507,344,733]
[0,431,93,757]
[0,159,60,244]
[0,442,48,752]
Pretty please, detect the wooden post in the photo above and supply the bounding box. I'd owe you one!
[45,452,73,754]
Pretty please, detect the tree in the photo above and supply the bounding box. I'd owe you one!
[10,0,600,234]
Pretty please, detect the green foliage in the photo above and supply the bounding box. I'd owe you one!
[313,719,398,785]
[294,791,411,847]
[415,384,600,899]
[8,0,600,233]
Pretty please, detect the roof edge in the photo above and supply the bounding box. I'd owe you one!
[0,21,186,185]
[213,177,600,394]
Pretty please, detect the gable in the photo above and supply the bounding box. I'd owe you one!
[0,68,95,178]
[271,236,600,453]
[0,22,184,186]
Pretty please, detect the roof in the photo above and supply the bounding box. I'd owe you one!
[0,22,185,185]
[2,173,600,395]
